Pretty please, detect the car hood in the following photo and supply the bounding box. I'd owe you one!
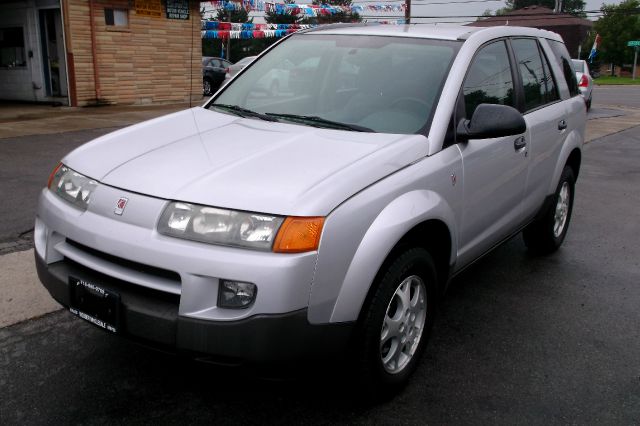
[63,107,428,216]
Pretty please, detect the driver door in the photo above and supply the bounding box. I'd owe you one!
[456,39,529,267]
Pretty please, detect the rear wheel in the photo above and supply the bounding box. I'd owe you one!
[356,248,437,398]
[523,166,575,254]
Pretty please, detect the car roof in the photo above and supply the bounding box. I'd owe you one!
[302,23,563,43]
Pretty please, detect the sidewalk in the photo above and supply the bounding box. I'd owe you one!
[0,100,202,139]
[1,100,639,329]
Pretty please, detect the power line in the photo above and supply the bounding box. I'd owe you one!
[361,8,640,19]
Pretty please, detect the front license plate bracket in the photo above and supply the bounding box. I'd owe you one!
[69,276,120,333]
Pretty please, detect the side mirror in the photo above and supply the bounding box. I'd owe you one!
[457,103,526,141]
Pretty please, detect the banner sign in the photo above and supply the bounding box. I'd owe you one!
[135,0,162,17]
[201,1,405,16]
[166,0,190,20]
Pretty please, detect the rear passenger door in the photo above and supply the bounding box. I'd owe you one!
[456,40,529,267]
[509,38,568,220]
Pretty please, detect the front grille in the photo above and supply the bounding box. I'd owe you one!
[66,239,181,284]
[63,256,181,305]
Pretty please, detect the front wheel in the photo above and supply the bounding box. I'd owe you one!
[356,248,437,398]
[523,166,575,254]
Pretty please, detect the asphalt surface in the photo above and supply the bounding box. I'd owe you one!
[0,127,117,248]
[1,89,640,424]
[2,125,640,424]
[593,85,640,108]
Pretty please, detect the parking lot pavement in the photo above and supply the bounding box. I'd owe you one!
[1,124,639,424]
[0,92,639,339]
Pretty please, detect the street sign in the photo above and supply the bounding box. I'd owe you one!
[628,41,640,47]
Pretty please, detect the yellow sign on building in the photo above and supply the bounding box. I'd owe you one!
[135,0,163,17]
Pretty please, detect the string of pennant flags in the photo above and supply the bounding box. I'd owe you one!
[202,21,314,30]
[201,19,407,39]
[201,1,406,16]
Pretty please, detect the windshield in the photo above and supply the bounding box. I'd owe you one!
[208,34,460,134]
[572,60,585,73]
[235,56,256,67]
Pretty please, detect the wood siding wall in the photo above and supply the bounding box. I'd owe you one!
[64,0,201,106]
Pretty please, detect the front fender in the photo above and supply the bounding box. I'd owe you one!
[315,190,457,324]
[329,190,456,323]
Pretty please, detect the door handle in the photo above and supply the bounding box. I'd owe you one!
[558,120,568,131]
[514,136,527,151]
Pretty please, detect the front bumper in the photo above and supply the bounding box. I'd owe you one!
[36,253,354,363]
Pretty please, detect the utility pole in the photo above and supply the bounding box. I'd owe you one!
[634,46,638,80]
[405,0,411,24]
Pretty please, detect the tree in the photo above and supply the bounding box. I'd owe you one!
[301,0,361,25]
[593,0,640,73]
[201,5,252,62]
[264,0,303,25]
[215,5,249,23]
[503,0,586,15]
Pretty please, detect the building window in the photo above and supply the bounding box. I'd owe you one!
[0,27,26,68]
[105,8,129,27]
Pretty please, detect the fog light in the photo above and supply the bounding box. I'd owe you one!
[218,280,257,309]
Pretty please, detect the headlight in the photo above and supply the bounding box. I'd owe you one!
[158,202,285,251]
[48,163,98,211]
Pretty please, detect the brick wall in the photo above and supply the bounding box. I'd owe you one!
[64,0,202,106]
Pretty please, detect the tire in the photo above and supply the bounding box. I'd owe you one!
[586,96,592,111]
[523,166,575,254]
[355,247,438,399]
[203,78,213,96]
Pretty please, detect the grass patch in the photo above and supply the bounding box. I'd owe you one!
[595,76,640,85]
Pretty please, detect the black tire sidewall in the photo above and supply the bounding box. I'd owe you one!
[357,248,438,395]
[524,165,576,253]
[547,166,575,247]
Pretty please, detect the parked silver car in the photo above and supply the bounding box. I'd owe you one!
[222,55,256,86]
[36,24,585,396]
[572,59,594,110]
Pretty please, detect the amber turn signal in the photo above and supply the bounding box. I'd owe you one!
[273,216,325,253]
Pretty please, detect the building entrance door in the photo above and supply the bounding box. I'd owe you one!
[38,8,67,99]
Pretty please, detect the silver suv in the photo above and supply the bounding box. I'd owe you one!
[35,24,585,395]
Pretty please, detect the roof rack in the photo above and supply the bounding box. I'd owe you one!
[297,22,381,34]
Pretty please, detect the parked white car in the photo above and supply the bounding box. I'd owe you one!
[572,59,594,110]
[36,24,585,397]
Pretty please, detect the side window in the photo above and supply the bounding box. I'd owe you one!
[511,38,558,111]
[463,40,515,118]
[549,40,580,97]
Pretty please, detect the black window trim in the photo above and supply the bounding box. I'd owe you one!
[510,36,562,115]
[446,37,519,148]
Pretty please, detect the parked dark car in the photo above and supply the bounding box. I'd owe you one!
[203,57,233,95]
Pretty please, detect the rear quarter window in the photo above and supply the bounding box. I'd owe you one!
[550,41,580,98]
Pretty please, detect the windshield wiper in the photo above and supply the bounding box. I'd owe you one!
[211,104,277,122]
[264,113,374,132]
